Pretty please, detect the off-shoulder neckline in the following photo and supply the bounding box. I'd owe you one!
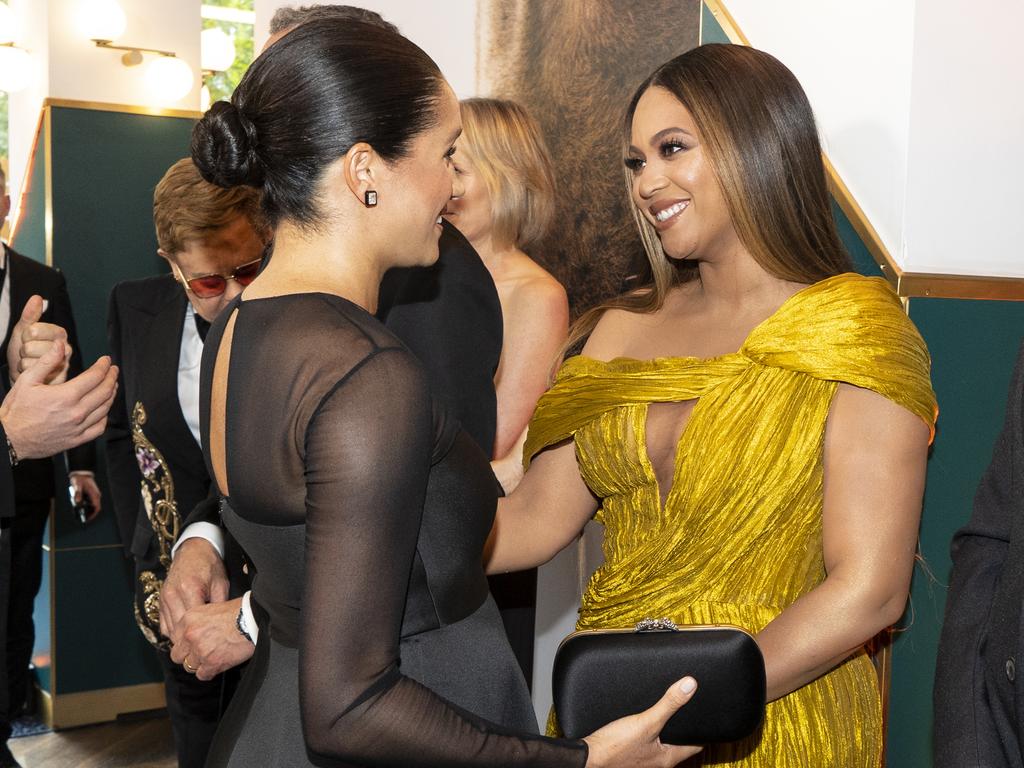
[575,272,884,369]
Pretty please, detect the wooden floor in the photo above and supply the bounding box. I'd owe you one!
[8,715,176,768]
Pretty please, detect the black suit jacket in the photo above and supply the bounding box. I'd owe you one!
[0,245,95,504]
[935,339,1024,767]
[377,220,502,455]
[106,275,212,561]
[0,381,12,519]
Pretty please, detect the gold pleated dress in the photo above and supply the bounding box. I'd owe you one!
[526,274,938,766]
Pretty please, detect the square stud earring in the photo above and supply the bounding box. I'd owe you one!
[364,190,378,207]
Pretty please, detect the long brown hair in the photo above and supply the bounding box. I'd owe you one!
[566,43,851,354]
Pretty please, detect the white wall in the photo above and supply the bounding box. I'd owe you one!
[901,0,1024,277]
[723,0,1023,279]
[6,0,201,220]
[723,0,916,272]
[255,0,477,98]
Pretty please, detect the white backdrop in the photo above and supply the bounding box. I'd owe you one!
[725,0,1024,278]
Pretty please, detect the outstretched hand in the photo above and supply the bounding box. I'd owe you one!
[583,677,702,768]
[0,341,117,460]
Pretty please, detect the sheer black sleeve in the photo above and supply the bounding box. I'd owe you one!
[299,346,587,767]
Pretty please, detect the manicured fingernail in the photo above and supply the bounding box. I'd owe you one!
[679,677,696,694]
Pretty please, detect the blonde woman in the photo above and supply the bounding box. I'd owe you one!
[443,99,567,489]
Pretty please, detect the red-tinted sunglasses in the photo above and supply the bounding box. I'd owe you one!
[171,258,262,298]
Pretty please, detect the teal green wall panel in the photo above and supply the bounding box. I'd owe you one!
[45,105,194,696]
[834,201,884,278]
[9,129,47,264]
[54,548,162,693]
[50,106,194,362]
[701,3,730,44]
[889,299,1024,766]
[9,104,197,703]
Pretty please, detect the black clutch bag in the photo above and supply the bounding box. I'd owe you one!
[552,618,766,745]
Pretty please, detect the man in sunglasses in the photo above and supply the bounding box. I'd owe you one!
[104,158,266,768]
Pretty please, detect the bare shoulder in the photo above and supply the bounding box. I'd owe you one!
[582,282,695,361]
[582,302,653,362]
[501,254,568,319]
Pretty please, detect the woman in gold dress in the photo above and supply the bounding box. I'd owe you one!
[487,44,937,766]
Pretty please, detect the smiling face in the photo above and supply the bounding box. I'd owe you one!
[442,139,493,245]
[626,86,740,263]
[377,85,462,267]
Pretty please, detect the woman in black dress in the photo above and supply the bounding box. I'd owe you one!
[189,18,699,768]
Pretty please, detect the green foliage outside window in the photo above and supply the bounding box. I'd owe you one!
[203,0,254,104]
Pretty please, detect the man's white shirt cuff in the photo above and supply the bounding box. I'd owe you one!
[171,522,225,560]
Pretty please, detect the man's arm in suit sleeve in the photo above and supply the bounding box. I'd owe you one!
[0,378,14,519]
[933,340,1024,766]
[49,269,96,473]
[104,286,143,555]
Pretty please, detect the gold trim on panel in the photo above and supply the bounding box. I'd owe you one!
[896,271,1024,301]
[48,501,57,697]
[50,682,166,729]
[823,156,899,280]
[43,107,53,268]
[705,1,1024,301]
[44,97,202,120]
[44,542,124,553]
[37,689,54,729]
[7,107,45,245]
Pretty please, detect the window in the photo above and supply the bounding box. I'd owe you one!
[201,0,255,106]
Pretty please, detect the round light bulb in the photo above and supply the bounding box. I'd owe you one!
[144,55,194,103]
[77,0,127,42]
[0,4,16,45]
[201,27,235,73]
[0,45,31,92]
[200,83,211,112]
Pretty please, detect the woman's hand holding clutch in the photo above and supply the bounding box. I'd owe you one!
[583,677,702,767]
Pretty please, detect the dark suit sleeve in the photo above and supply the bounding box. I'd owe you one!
[934,340,1024,766]
[0,379,13,519]
[104,287,143,555]
[47,270,96,473]
[182,490,221,529]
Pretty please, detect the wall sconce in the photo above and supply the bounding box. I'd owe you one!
[83,0,193,103]
[93,39,195,102]
[199,27,236,111]
[77,0,127,43]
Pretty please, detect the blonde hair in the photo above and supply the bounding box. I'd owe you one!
[566,44,851,353]
[153,158,265,254]
[458,98,556,251]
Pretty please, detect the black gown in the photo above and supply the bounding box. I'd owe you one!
[200,293,587,767]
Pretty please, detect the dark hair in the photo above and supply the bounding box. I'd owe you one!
[268,4,397,35]
[191,19,445,229]
[567,44,852,353]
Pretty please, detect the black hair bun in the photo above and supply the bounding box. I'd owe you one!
[191,100,265,188]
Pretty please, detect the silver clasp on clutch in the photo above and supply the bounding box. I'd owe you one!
[635,617,679,632]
